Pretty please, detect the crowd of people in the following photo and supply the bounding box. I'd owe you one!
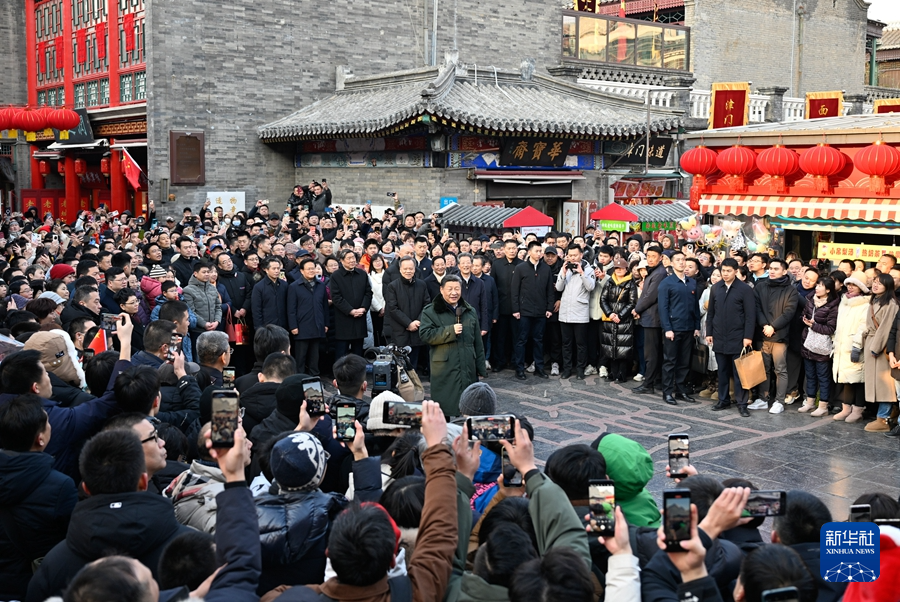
[0,189,898,602]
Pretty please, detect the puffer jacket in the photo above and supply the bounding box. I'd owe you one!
[555,260,596,323]
[183,275,222,328]
[164,460,226,534]
[255,489,348,595]
[800,295,839,361]
[600,273,638,361]
[832,293,869,384]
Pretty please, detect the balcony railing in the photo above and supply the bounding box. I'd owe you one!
[562,10,690,71]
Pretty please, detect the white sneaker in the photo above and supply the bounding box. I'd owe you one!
[485,360,492,371]
[768,401,785,414]
[526,363,536,373]
[584,365,597,376]
[551,363,560,376]
[633,374,644,382]
[599,366,609,378]
[747,399,769,410]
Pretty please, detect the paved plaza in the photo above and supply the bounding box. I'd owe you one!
[422,370,900,523]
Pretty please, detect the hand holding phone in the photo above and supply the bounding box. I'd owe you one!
[502,448,524,488]
[466,415,515,442]
[210,390,240,448]
[335,402,357,441]
[742,491,786,517]
[588,480,615,536]
[668,434,690,479]
[301,377,326,416]
[849,503,871,522]
[663,490,693,552]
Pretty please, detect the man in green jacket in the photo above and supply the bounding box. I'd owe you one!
[419,275,487,417]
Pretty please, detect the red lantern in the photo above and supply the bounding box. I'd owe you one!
[0,108,9,136]
[39,160,50,175]
[680,146,719,210]
[100,157,110,175]
[36,106,55,136]
[74,158,87,175]
[0,107,20,138]
[716,145,757,192]
[853,140,900,195]
[798,143,846,193]
[48,108,81,141]
[12,107,48,141]
[756,145,800,194]
[58,161,65,175]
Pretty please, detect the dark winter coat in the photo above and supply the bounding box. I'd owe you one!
[800,295,840,361]
[492,257,522,315]
[600,273,638,361]
[754,275,800,344]
[329,267,373,341]
[170,255,197,288]
[287,277,330,340]
[384,276,431,347]
[252,276,289,330]
[240,381,280,436]
[59,301,101,330]
[0,451,77,600]
[461,275,490,333]
[49,371,94,407]
[414,255,433,280]
[254,489,348,595]
[25,492,193,602]
[510,259,555,317]
[218,267,253,316]
[478,273,500,322]
[706,279,757,355]
[658,273,701,333]
[633,262,667,328]
[419,294,486,416]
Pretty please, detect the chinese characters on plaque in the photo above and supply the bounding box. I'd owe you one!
[499,138,572,167]
[206,191,246,216]
[805,91,844,120]
[709,82,750,129]
[604,138,673,167]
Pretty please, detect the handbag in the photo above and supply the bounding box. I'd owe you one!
[223,306,249,345]
[803,306,833,356]
[734,347,767,389]
[691,336,709,374]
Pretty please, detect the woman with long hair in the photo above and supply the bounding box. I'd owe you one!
[798,276,839,415]
[369,254,387,347]
[831,272,871,421]
[698,268,722,398]
[863,273,900,431]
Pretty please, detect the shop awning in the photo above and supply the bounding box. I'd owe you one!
[701,194,900,222]
[474,170,586,185]
[46,140,106,150]
[503,206,554,227]
[437,205,523,229]
[590,202,694,222]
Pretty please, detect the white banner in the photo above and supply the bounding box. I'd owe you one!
[206,191,246,216]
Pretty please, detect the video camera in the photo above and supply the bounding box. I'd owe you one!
[364,345,412,396]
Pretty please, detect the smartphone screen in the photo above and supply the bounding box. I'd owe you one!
[849,504,872,523]
[301,378,325,415]
[336,403,357,441]
[101,313,120,333]
[82,348,95,361]
[166,334,182,363]
[668,434,690,478]
[589,480,615,535]
[383,401,423,426]
[223,367,236,388]
[664,490,692,551]
[467,415,515,442]
[502,448,523,487]
[210,390,240,448]
[760,587,800,602]
[743,491,786,517]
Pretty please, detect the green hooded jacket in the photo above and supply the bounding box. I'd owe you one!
[593,432,661,529]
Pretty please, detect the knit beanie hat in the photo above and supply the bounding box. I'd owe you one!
[148,264,167,279]
[48,263,75,280]
[459,382,497,416]
[270,432,327,492]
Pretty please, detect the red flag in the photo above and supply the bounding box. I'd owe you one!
[123,13,135,52]
[54,36,64,71]
[122,149,143,190]
[95,22,106,60]
[87,329,108,354]
[36,41,46,74]
[619,0,626,17]
[75,29,87,63]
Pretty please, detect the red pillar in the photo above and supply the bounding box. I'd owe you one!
[110,150,126,212]
[25,0,37,106]
[107,0,120,105]
[61,0,74,106]
[64,156,80,215]
[29,147,44,189]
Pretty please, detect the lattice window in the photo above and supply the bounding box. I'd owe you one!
[0,144,13,158]
[74,83,85,108]
[120,73,133,102]
[134,71,145,100]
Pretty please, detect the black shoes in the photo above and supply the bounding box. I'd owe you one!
[675,393,698,403]
[576,371,585,380]
[633,384,655,395]
[515,372,527,380]
[535,371,549,379]
[492,364,504,373]
[664,394,678,405]
[711,401,730,411]
[885,423,900,437]
[739,405,750,417]
[560,370,573,379]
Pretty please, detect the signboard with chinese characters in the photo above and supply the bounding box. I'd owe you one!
[636,220,677,232]
[600,220,629,232]
[611,179,667,198]
[817,242,900,262]
[440,197,457,209]
[499,138,572,167]
[520,226,550,238]
[562,201,581,235]
[709,82,750,129]
[874,99,900,114]
[207,191,246,216]
[448,151,595,170]
[819,522,879,582]
[604,138,673,167]
[805,91,843,120]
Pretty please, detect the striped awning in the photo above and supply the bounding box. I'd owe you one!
[700,194,900,223]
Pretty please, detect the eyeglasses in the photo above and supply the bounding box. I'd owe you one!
[124,299,139,306]
[141,430,159,444]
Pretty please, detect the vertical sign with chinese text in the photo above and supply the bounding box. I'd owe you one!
[709,83,750,129]
[806,91,844,120]
[819,522,879,582]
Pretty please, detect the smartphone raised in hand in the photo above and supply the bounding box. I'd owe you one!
[301,377,326,416]
[743,490,786,517]
[668,433,690,479]
[222,366,236,389]
[502,448,523,487]
[849,503,871,523]
[466,415,515,442]
[336,402,357,441]
[210,390,240,448]
[663,489,692,552]
[383,401,422,427]
[589,479,615,536]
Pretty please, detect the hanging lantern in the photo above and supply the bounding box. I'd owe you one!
[39,160,50,175]
[12,107,48,142]
[58,161,65,175]
[715,145,757,192]
[49,108,81,141]
[74,158,87,175]
[0,106,19,138]
[100,157,110,175]
[36,106,56,136]
[0,108,9,138]
[798,143,846,193]
[680,146,719,211]
[853,140,900,195]
[756,145,800,194]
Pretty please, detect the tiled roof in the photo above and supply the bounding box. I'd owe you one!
[437,205,523,230]
[626,202,694,223]
[258,60,683,141]
[882,24,900,51]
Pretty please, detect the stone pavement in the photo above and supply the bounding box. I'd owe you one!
[424,370,900,523]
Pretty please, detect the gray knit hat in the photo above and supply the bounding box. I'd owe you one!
[459,382,497,416]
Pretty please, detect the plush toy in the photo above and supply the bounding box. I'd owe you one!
[721,219,747,251]
[704,226,724,249]
[679,215,703,242]
[751,218,771,244]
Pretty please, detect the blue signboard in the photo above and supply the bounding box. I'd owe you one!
[440,197,458,209]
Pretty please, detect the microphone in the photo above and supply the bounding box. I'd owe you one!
[455,306,464,324]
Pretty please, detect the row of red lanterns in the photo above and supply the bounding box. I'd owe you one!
[39,157,112,177]
[0,106,81,141]
[681,141,900,209]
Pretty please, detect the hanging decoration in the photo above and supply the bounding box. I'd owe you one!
[123,13,135,53]
[49,107,81,140]
[853,140,900,195]
[36,41,46,75]
[715,145,757,192]
[1,107,20,138]
[95,22,106,60]
[75,29,87,64]
[680,145,718,211]
[12,106,47,142]
[798,143,846,193]
[54,36,64,70]
[756,145,800,193]
[36,106,55,136]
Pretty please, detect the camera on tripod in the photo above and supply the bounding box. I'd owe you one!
[364,345,412,396]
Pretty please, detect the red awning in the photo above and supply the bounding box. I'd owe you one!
[590,203,642,221]
[503,206,554,227]
[701,194,900,222]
